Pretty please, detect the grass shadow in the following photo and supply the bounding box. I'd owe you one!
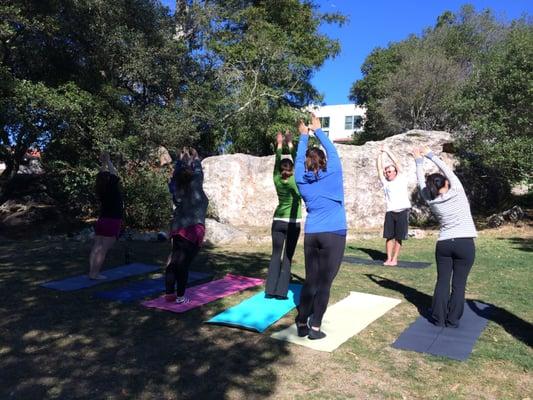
[497,237,533,253]
[468,300,533,348]
[364,273,431,318]
[0,238,287,399]
[347,246,387,261]
[366,274,533,349]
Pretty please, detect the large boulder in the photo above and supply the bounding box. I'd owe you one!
[203,130,455,229]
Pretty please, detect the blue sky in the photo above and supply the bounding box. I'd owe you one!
[160,1,531,104]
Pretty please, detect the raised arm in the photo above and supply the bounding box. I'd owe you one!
[273,132,283,179]
[421,145,462,190]
[412,147,431,202]
[376,150,386,184]
[309,113,342,173]
[285,130,296,160]
[382,148,401,174]
[294,120,309,183]
[189,148,204,185]
[100,151,119,177]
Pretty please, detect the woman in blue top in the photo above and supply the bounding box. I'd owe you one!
[294,113,347,339]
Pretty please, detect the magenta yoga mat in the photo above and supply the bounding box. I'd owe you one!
[141,274,264,313]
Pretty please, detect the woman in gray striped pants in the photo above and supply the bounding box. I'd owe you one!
[413,145,477,328]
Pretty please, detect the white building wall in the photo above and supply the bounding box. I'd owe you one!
[308,104,366,142]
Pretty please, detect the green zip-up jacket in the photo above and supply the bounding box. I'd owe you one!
[273,148,302,221]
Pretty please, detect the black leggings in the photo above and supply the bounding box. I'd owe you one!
[265,221,301,297]
[296,232,346,327]
[165,236,200,297]
[432,238,475,327]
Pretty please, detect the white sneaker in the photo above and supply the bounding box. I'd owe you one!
[175,296,190,304]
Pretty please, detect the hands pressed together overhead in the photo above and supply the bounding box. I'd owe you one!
[297,112,321,136]
[179,146,200,164]
[410,145,431,159]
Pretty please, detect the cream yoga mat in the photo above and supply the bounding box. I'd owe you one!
[271,291,401,352]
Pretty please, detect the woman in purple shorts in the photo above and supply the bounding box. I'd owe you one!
[89,152,124,279]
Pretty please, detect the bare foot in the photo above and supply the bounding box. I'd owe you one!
[388,260,398,267]
[383,260,392,266]
[89,274,107,280]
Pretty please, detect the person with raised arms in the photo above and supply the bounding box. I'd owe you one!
[293,113,347,340]
[165,147,209,304]
[265,130,302,299]
[376,146,411,266]
[413,145,477,328]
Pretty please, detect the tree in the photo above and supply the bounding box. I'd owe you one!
[377,43,465,132]
[1,0,346,226]
[349,5,532,188]
[180,0,345,155]
[453,19,533,185]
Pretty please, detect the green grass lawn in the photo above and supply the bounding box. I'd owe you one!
[0,230,531,399]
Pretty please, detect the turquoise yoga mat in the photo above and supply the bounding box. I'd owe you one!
[206,284,302,333]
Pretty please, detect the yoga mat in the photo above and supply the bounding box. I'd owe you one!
[343,256,431,269]
[392,301,493,361]
[271,291,401,352]
[94,271,213,302]
[141,274,264,313]
[40,263,160,291]
[206,284,302,332]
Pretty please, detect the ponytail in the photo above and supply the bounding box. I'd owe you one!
[425,173,447,200]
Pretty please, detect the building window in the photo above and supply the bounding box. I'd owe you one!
[319,117,330,129]
[345,115,363,130]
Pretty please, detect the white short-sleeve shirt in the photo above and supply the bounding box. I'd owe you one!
[382,174,411,212]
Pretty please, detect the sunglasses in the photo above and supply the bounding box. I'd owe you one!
[385,170,396,174]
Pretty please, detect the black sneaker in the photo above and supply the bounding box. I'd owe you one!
[296,323,309,337]
[308,327,326,340]
[295,317,309,337]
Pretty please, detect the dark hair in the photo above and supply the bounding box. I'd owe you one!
[174,167,194,188]
[280,158,294,179]
[305,147,327,174]
[95,171,112,200]
[425,173,447,200]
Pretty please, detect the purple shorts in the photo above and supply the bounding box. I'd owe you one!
[94,217,122,238]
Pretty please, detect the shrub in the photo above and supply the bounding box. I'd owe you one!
[121,164,172,230]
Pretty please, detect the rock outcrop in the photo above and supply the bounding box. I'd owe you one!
[203,130,454,229]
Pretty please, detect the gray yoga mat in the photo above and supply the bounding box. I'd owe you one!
[392,301,493,361]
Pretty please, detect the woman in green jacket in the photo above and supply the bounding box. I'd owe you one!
[265,131,302,299]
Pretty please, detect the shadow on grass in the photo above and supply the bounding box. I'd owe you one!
[497,237,533,253]
[0,238,287,399]
[365,274,431,318]
[345,245,387,261]
[356,247,387,261]
[365,274,533,349]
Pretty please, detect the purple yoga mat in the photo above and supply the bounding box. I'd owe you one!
[141,273,264,313]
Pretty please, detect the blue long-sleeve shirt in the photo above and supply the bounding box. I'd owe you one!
[295,128,347,234]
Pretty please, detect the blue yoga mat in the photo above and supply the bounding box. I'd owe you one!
[94,271,213,302]
[392,301,493,361]
[343,256,431,269]
[206,283,302,333]
[40,263,160,291]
